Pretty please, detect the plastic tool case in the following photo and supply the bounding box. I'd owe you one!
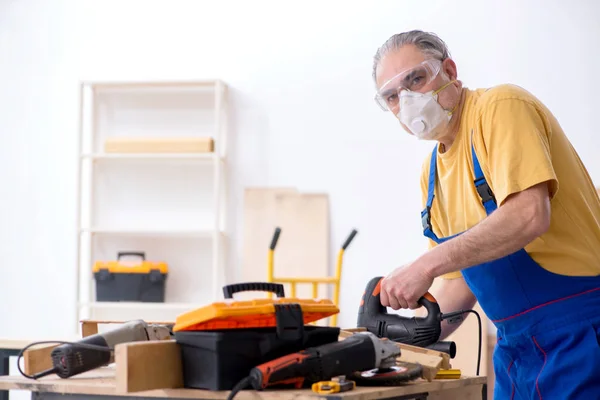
[172,282,340,390]
[93,252,168,302]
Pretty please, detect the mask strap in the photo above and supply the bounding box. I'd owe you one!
[433,79,457,96]
[433,79,458,115]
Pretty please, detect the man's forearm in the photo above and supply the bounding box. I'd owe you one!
[421,184,551,278]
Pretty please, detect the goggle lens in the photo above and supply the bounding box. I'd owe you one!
[374,60,442,111]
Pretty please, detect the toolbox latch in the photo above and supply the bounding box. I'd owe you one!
[148,269,165,282]
[274,304,305,342]
[96,269,113,281]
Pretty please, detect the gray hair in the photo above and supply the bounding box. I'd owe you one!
[372,30,451,82]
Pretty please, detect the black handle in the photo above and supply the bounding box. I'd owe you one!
[270,227,281,250]
[358,276,441,325]
[357,276,443,346]
[341,229,358,250]
[417,292,441,326]
[222,282,286,299]
[117,252,145,260]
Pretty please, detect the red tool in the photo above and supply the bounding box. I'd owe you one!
[225,331,421,399]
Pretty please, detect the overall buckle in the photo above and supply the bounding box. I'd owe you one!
[421,207,432,232]
[475,179,496,204]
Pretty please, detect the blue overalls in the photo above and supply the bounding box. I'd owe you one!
[422,142,600,399]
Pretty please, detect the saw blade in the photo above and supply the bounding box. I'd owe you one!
[347,362,423,386]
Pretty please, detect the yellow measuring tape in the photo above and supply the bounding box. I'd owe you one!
[311,378,355,394]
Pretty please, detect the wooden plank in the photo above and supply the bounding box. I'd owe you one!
[272,192,330,300]
[115,340,183,393]
[395,342,452,370]
[23,344,57,376]
[104,137,214,153]
[0,368,487,399]
[241,187,298,300]
[427,384,484,400]
[397,351,442,382]
[340,328,452,366]
[338,327,366,338]
[242,188,332,308]
[82,322,99,338]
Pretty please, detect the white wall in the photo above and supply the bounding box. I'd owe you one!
[1,0,600,342]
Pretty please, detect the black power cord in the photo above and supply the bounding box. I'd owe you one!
[15,340,114,379]
[226,376,251,400]
[440,309,482,376]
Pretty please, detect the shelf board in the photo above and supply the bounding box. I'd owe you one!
[79,301,202,311]
[79,228,222,237]
[83,79,224,91]
[81,153,221,161]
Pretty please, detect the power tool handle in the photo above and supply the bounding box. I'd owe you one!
[51,334,112,379]
[251,351,311,389]
[341,229,358,250]
[417,291,442,326]
[250,333,378,390]
[359,276,440,317]
[311,333,379,377]
[270,227,281,250]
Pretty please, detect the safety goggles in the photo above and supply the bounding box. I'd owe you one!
[374,59,443,112]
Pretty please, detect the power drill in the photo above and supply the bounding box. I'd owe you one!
[31,320,171,379]
[225,332,404,400]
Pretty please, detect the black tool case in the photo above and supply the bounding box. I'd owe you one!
[172,283,341,390]
[92,252,168,302]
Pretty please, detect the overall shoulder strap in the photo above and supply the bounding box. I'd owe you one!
[422,145,440,241]
[470,131,497,215]
[426,145,437,209]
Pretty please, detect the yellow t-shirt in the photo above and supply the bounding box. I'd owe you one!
[420,84,600,279]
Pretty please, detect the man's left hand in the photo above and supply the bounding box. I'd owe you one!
[380,260,435,310]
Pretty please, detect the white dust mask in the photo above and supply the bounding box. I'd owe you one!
[397,81,456,140]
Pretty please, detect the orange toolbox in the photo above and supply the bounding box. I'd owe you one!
[172,282,340,390]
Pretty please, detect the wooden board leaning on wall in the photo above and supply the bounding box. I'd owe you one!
[242,188,330,301]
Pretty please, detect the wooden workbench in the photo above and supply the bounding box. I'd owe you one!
[0,367,487,400]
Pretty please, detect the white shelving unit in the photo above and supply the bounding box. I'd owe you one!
[75,80,228,331]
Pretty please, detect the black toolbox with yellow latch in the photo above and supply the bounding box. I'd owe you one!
[172,282,340,390]
[92,252,168,302]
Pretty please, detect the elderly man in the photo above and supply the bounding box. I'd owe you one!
[373,30,600,398]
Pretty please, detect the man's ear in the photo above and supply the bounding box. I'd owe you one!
[442,58,458,81]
